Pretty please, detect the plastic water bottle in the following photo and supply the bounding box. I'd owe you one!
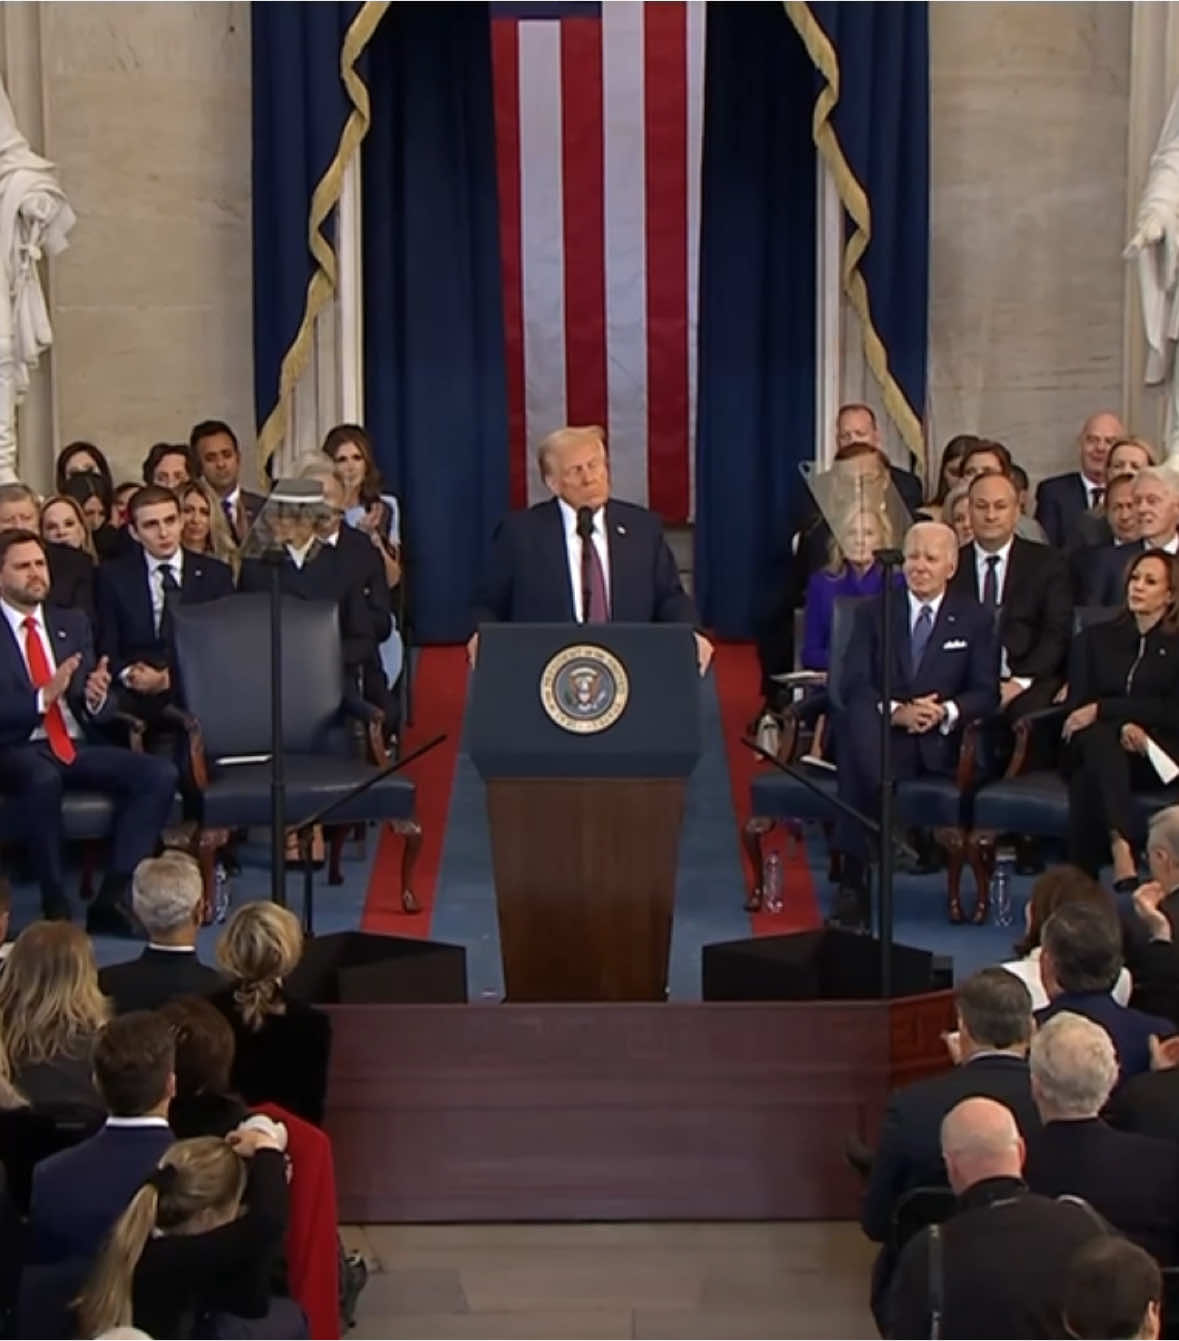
[211,861,232,924]
[763,851,784,914]
[991,847,1015,927]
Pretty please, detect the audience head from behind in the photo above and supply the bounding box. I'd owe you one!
[902,520,959,602]
[537,424,611,513]
[1077,410,1127,486]
[1063,1236,1162,1340]
[0,921,109,1069]
[189,420,241,499]
[1029,1011,1117,1123]
[322,423,382,509]
[939,1096,1024,1197]
[1132,466,1179,550]
[141,442,194,492]
[76,1135,250,1337]
[93,1011,176,1119]
[41,494,96,560]
[944,482,973,547]
[929,435,979,506]
[216,901,303,1032]
[1039,902,1124,1003]
[968,469,1020,553]
[1108,472,1143,544]
[132,853,203,949]
[1014,865,1113,960]
[1124,550,1179,633]
[56,440,115,498]
[959,438,1014,486]
[157,995,242,1138]
[954,966,1034,1061]
[1147,806,1179,897]
[127,485,182,562]
[0,482,39,533]
[0,529,51,614]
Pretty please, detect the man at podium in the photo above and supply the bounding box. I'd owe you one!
[470,425,712,672]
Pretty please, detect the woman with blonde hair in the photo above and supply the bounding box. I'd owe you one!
[209,902,331,1124]
[75,1128,296,1339]
[40,493,98,562]
[0,922,109,1114]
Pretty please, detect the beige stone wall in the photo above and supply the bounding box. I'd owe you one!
[926,2,1132,490]
[37,1,254,489]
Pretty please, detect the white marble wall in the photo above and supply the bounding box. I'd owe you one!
[925,2,1131,488]
[39,2,254,487]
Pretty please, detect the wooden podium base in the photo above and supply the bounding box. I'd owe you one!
[486,778,684,1001]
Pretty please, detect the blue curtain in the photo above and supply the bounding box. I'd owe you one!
[362,4,509,644]
[251,2,360,451]
[804,2,930,461]
[694,3,816,639]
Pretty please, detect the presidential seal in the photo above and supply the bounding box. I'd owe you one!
[540,644,629,734]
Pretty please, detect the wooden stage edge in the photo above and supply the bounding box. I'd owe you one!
[324,993,955,1223]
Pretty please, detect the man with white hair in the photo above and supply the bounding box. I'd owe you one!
[97,852,221,1012]
[831,521,999,928]
[885,1096,1108,1339]
[1025,1011,1179,1263]
[1086,464,1179,605]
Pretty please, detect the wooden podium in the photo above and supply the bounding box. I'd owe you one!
[469,624,701,1002]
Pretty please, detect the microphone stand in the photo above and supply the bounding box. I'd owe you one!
[873,546,905,999]
[265,551,286,908]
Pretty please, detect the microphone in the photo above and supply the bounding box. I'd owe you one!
[576,505,594,538]
[576,506,594,623]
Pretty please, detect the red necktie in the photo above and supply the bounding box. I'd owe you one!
[23,617,76,765]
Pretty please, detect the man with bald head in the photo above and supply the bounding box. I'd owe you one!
[1035,409,1127,548]
[885,1096,1108,1338]
[831,521,998,928]
[949,470,1072,718]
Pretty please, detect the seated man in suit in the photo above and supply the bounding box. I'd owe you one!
[470,424,711,672]
[1071,470,1140,602]
[1084,464,1179,606]
[0,529,176,932]
[885,1097,1110,1341]
[862,967,1039,1244]
[1025,1010,1179,1264]
[1037,902,1173,1082]
[95,485,235,721]
[949,471,1072,721]
[0,483,94,619]
[99,852,222,1013]
[190,419,265,546]
[1035,409,1127,548]
[831,521,998,928]
[28,1010,174,1265]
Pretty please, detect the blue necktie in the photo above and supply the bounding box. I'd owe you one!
[911,603,934,671]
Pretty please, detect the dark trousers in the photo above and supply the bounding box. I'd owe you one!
[0,742,176,908]
[1067,721,1157,876]
[834,699,953,861]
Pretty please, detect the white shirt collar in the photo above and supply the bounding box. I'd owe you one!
[146,942,197,954]
[322,529,340,548]
[907,588,945,623]
[976,536,1014,567]
[557,496,604,537]
[223,485,240,508]
[0,599,43,642]
[286,538,316,568]
[148,551,181,577]
[104,1115,171,1129]
[1080,471,1103,493]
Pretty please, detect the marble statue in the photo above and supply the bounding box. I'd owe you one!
[1127,84,1179,460]
[0,78,74,483]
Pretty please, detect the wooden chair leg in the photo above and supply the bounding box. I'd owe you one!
[935,826,966,924]
[742,817,775,912]
[79,840,101,903]
[390,818,422,914]
[966,830,997,925]
[196,827,229,925]
[328,826,346,886]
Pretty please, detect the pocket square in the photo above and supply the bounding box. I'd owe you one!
[942,639,968,651]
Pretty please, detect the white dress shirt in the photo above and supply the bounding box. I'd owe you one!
[146,551,183,633]
[1079,472,1104,509]
[1,599,85,739]
[974,537,1027,686]
[104,1115,171,1130]
[904,588,958,733]
[286,538,317,569]
[557,497,612,623]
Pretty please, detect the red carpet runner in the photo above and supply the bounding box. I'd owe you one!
[361,647,468,935]
[712,642,821,934]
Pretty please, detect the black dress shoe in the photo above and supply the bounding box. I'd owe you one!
[41,895,72,923]
[86,900,141,939]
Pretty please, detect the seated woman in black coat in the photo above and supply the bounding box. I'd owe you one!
[1064,550,1179,887]
[209,903,332,1126]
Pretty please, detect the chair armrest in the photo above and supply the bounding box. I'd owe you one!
[341,692,389,767]
[110,711,148,753]
[1007,704,1069,777]
[954,716,989,791]
[161,705,210,789]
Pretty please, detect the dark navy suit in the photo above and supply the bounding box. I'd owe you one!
[1035,471,1098,549]
[1080,538,1148,607]
[835,589,999,859]
[0,604,177,911]
[29,1120,174,1264]
[1037,991,1175,1084]
[472,497,697,627]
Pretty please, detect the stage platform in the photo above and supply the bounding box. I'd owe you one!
[324,993,955,1223]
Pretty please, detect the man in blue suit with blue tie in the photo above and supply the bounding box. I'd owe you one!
[833,521,999,928]
[469,424,712,673]
[0,529,176,932]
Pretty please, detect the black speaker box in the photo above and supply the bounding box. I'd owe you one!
[287,931,468,1005]
[702,929,952,1001]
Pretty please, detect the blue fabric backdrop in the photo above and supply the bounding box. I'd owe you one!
[361,4,509,644]
[694,2,817,639]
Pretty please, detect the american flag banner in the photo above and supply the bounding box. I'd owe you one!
[490,1,706,521]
